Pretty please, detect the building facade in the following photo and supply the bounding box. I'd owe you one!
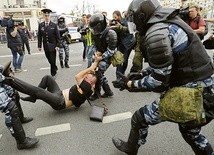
[159,0,213,13]
[0,0,47,31]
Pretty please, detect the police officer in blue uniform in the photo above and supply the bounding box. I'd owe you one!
[112,0,214,155]
[57,16,70,68]
[38,9,60,77]
[88,13,117,100]
[0,62,39,150]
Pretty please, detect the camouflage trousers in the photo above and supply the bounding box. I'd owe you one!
[59,41,69,63]
[136,98,213,154]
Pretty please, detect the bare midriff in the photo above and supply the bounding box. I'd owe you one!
[62,89,73,108]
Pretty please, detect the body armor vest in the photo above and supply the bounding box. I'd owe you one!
[164,17,213,86]
[58,24,68,38]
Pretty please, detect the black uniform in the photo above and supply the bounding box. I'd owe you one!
[37,21,60,76]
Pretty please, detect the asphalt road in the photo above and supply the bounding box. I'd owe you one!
[0,41,213,155]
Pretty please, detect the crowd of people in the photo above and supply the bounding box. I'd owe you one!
[1,0,214,154]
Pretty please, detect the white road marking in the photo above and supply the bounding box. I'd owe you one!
[0,134,2,139]
[40,67,50,70]
[0,55,12,58]
[30,53,45,55]
[103,112,133,124]
[0,52,44,58]
[35,123,71,136]
[40,64,82,70]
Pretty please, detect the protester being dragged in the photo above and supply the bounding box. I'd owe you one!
[3,55,100,111]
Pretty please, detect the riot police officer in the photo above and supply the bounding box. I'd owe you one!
[37,9,60,77]
[112,0,214,155]
[88,13,117,100]
[0,62,39,150]
[57,16,70,68]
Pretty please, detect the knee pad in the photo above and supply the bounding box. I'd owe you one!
[13,90,20,103]
[5,101,19,131]
[7,101,19,119]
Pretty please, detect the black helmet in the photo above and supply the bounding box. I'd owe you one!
[89,13,107,35]
[127,0,160,34]
[58,16,65,23]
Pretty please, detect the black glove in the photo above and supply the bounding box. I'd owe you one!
[127,72,143,80]
[112,72,129,91]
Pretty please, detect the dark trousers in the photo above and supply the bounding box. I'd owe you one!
[4,75,65,110]
[44,45,57,76]
[82,38,87,60]
[22,40,30,54]
[116,46,132,78]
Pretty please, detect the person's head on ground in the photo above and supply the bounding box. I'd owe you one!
[84,72,97,86]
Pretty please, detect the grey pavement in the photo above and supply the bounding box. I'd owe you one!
[0,41,213,155]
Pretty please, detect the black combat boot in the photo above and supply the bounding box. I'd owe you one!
[112,129,139,155]
[65,62,70,68]
[11,115,39,150]
[60,61,64,68]
[101,83,114,98]
[17,137,39,150]
[14,92,33,124]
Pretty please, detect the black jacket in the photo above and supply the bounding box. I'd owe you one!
[37,21,60,49]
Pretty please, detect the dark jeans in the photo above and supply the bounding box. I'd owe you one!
[23,40,30,53]
[4,75,65,110]
[10,47,24,69]
[82,38,87,60]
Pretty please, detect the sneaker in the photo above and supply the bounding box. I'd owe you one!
[15,68,23,73]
